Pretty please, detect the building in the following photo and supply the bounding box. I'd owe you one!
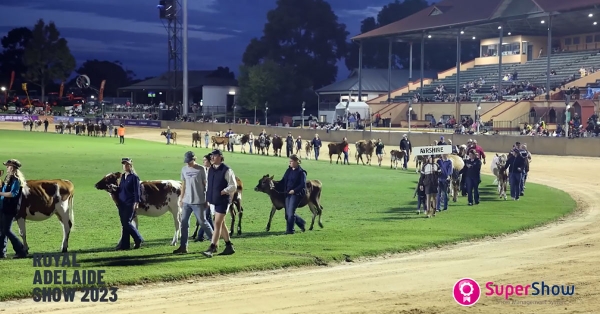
[118,70,238,116]
[351,0,600,131]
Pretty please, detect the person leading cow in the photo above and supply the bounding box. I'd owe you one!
[0,159,28,259]
[274,154,307,234]
[399,134,412,170]
[286,132,294,157]
[436,154,453,212]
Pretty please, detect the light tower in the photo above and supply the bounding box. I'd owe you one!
[158,0,182,107]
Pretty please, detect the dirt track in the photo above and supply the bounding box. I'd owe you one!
[1,124,598,313]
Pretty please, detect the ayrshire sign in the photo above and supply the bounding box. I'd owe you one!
[413,145,453,156]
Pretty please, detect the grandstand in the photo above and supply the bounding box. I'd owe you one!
[349,0,600,130]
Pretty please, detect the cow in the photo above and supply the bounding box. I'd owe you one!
[304,140,313,159]
[65,122,73,134]
[94,124,101,137]
[100,123,108,137]
[79,123,86,136]
[390,150,406,169]
[271,136,283,156]
[355,139,376,165]
[491,153,508,200]
[212,136,229,150]
[414,155,426,172]
[254,174,324,232]
[192,176,245,238]
[55,123,64,134]
[87,123,95,136]
[34,120,42,131]
[254,135,271,155]
[328,141,347,164]
[446,154,465,202]
[8,179,75,253]
[23,120,30,130]
[192,131,201,147]
[240,134,250,153]
[161,131,178,145]
[94,173,183,246]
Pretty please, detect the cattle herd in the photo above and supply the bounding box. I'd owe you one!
[3,125,524,256]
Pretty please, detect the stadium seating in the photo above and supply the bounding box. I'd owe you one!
[393,50,600,103]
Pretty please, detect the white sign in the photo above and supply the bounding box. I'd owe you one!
[413,145,453,156]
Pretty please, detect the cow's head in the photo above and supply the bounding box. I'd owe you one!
[95,172,122,190]
[160,131,167,136]
[254,174,274,193]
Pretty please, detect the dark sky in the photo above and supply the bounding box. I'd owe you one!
[0,0,432,81]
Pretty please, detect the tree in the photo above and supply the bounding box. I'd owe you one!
[209,66,235,80]
[69,60,136,97]
[237,59,296,113]
[0,27,32,89]
[242,0,349,102]
[22,19,76,102]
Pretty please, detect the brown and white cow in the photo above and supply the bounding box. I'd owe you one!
[254,174,324,232]
[304,140,313,160]
[212,136,229,150]
[389,150,406,169]
[95,173,182,245]
[161,131,178,144]
[492,153,508,200]
[8,180,75,253]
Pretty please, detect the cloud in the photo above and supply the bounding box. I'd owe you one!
[338,6,382,19]
[0,4,234,41]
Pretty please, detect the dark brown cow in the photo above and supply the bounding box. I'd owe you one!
[100,123,108,137]
[192,176,245,238]
[94,174,183,246]
[254,174,324,232]
[389,150,406,169]
[271,136,283,156]
[87,123,95,136]
[79,123,86,135]
[10,180,75,253]
[93,124,101,137]
[328,141,347,164]
[65,122,73,134]
[192,131,201,147]
[355,139,376,165]
[160,131,178,144]
[54,124,63,133]
[212,136,229,150]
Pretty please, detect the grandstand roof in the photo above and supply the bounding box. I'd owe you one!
[352,0,600,41]
[316,69,439,94]
[118,70,238,92]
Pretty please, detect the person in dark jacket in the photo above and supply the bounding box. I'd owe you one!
[285,132,294,157]
[505,148,525,200]
[421,156,440,218]
[437,136,446,145]
[436,154,453,211]
[202,149,237,257]
[311,134,322,160]
[399,134,412,170]
[413,175,426,214]
[110,158,144,250]
[274,154,307,234]
[463,150,482,206]
[0,159,28,258]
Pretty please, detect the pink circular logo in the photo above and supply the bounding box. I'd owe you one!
[453,278,481,306]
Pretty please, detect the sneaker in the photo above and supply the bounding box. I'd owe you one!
[468,203,473,206]
[134,241,143,249]
[202,244,218,258]
[172,246,187,254]
[219,242,235,255]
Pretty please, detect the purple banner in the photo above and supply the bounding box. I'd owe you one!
[0,114,39,122]
[53,116,73,123]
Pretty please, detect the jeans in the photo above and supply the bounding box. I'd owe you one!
[343,151,349,164]
[120,135,124,144]
[286,146,293,157]
[0,211,25,256]
[196,205,214,241]
[436,180,449,210]
[465,177,479,204]
[314,148,320,160]
[118,203,143,248]
[166,134,171,144]
[181,203,213,247]
[403,153,409,169]
[205,138,209,148]
[417,197,425,211]
[521,171,527,193]
[285,195,306,234]
[509,172,522,199]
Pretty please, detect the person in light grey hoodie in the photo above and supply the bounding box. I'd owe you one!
[173,151,213,254]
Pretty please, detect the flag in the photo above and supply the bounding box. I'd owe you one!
[22,83,27,91]
[59,82,64,98]
[9,71,15,91]
[99,80,106,102]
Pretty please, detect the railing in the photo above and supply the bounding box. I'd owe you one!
[491,120,520,135]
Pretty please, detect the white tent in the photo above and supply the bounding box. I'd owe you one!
[334,101,369,121]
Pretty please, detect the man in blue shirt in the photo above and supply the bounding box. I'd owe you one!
[436,155,453,211]
[311,134,322,160]
[506,148,525,201]
[463,150,482,206]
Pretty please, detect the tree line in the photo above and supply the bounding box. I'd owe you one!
[0,0,479,112]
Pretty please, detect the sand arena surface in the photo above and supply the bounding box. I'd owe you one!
[0,123,598,313]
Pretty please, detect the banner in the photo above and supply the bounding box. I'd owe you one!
[98,80,106,102]
[413,145,453,156]
[0,114,38,122]
[53,116,73,123]
[93,118,161,128]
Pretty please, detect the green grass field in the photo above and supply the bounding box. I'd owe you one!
[0,129,576,301]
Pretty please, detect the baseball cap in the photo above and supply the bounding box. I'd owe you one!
[184,151,195,163]
[211,149,223,156]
